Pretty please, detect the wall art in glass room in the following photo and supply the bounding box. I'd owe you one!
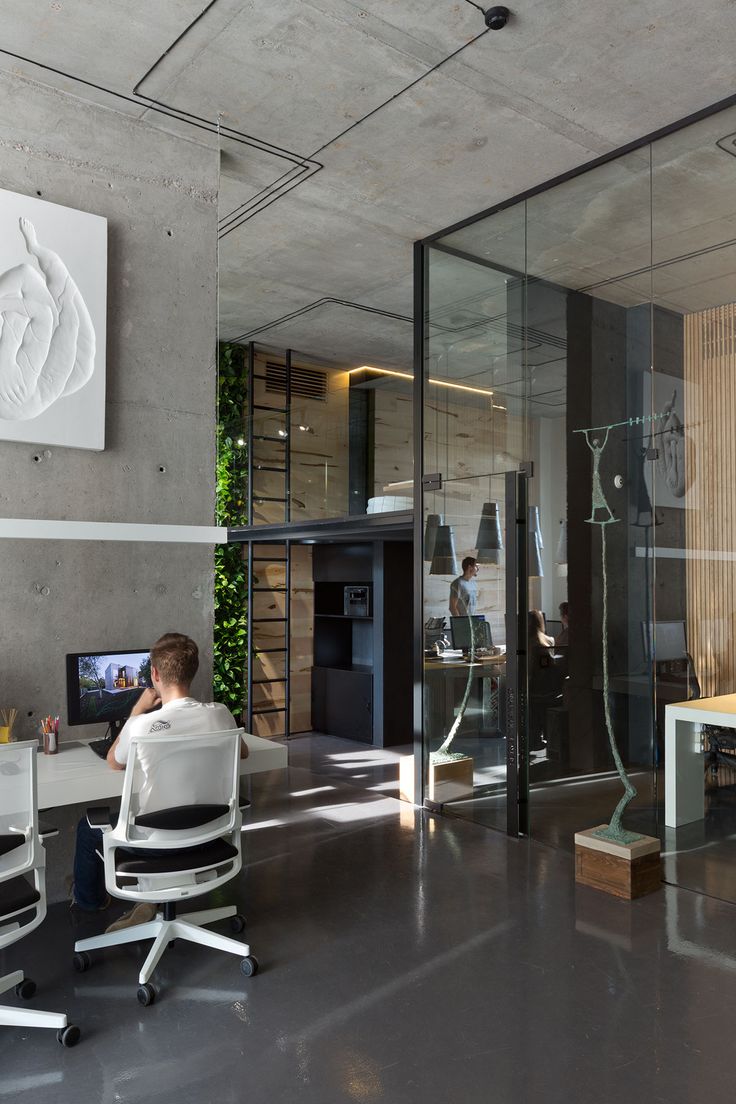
[0,187,107,450]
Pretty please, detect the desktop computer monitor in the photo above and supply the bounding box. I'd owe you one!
[451,616,492,653]
[641,621,687,663]
[66,648,151,729]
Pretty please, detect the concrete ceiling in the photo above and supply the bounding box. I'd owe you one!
[3,0,736,384]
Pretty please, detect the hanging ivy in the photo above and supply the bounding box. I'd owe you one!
[214,343,248,720]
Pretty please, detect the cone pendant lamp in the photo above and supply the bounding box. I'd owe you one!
[429,524,459,576]
[423,513,443,562]
[528,505,544,578]
[475,501,503,565]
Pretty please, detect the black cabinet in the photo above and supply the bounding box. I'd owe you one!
[312,667,373,743]
[311,541,411,747]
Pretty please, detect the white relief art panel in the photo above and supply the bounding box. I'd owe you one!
[0,188,106,450]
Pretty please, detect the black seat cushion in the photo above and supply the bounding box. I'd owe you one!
[0,834,24,858]
[115,837,238,876]
[134,804,230,831]
[0,875,40,917]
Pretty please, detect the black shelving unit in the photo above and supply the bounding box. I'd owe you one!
[311,542,411,746]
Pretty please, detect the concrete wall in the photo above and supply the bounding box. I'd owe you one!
[0,70,219,746]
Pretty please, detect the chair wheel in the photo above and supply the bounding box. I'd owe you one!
[73,952,91,973]
[230,914,246,933]
[58,1025,81,1047]
[137,983,156,1006]
[15,977,36,999]
[240,955,258,977]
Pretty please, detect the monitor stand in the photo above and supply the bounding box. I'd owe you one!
[107,718,126,740]
[88,718,125,761]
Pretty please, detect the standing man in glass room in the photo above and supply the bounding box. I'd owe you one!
[449,556,479,616]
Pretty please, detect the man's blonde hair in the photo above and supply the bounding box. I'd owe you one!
[150,633,199,687]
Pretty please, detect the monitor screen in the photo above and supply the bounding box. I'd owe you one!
[66,649,151,727]
[641,621,687,663]
[451,616,492,652]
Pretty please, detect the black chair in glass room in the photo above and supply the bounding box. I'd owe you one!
[528,652,566,754]
[73,728,257,1006]
[0,741,80,1046]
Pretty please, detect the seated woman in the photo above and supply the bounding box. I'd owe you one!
[528,609,554,653]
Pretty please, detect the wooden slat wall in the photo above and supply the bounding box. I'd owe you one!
[289,544,314,734]
[249,543,313,739]
[685,305,736,697]
[251,354,349,525]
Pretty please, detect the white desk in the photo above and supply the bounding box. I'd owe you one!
[665,694,736,827]
[37,733,287,811]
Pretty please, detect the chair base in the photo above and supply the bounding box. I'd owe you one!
[0,970,68,1032]
[74,904,251,985]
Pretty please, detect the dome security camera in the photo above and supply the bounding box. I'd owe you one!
[484,6,510,29]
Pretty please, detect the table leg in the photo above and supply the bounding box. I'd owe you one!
[665,713,704,827]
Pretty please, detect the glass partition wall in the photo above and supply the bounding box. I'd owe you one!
[422,228,528,831]
[422,98,736,901]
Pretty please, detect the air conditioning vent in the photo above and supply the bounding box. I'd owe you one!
[265,361,328,401]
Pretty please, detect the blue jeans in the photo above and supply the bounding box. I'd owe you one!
[73,815,115,910]
[73,817,174,910]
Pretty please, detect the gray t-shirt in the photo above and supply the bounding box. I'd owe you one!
[450,575,477,615]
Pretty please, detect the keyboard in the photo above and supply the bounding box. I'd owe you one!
[89,737,115,760]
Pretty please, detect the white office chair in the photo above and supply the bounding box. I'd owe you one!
[0,741,80,1046]
[73,728,257,1005]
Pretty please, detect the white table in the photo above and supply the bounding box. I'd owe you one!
[37,733,287,811]
[665,694,736,827]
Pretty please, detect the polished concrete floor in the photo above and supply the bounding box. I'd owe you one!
[3,754,736,1102]
[292,733,736,906]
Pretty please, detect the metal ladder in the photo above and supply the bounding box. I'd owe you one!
[245,345,292,740]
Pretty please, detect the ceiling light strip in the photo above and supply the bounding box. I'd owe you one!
[350,366,495,399]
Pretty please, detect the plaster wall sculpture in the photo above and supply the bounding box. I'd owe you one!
[655,389,689,499]
[0,189,106,450]
[642,372,694,509]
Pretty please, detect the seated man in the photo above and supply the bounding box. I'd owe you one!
[71,632,247,930]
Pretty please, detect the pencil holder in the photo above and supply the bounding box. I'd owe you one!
[42,729,59,754]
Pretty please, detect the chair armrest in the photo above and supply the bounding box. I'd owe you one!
[38,821,59,840]
[86,806,114,831]
[239,800,251,812]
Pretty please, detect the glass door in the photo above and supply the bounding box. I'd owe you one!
[421,232,530,833]
[422,470,525,832]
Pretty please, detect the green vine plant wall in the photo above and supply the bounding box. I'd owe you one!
[214,343,249,721]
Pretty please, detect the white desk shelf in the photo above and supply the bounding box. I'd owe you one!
[665,694,736,827]
[37,733,287,811]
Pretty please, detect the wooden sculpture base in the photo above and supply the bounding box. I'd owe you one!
[574,826,662,900]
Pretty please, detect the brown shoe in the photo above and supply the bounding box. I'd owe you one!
[105,902,157,934]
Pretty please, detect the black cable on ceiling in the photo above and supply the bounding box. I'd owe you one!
[0,45,319,176]
[1,3,491,237]
[217,22,491,238]
[229,297,413,344]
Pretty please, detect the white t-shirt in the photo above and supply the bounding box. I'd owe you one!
[450,575,477,615]
[114,697,238,812]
